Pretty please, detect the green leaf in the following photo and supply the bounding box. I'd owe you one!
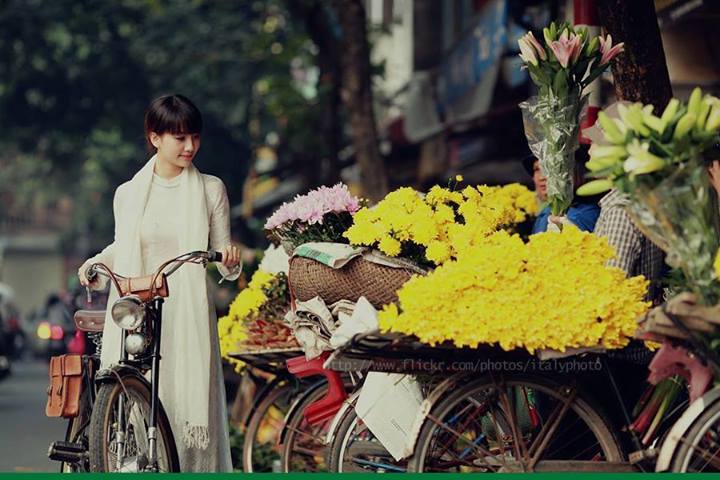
[582,66,607,88]
[552,69,567,97]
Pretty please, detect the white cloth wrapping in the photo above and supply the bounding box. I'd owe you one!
[286,296,381,357]
[90,155,229,460]
[329,297,379,349]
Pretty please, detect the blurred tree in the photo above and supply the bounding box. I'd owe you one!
[597,0,673,110]
[0,0,330,255]
[329,0,389,202]
[286,0,343,188]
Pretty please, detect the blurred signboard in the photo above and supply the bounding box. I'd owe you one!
[438,0,508,105]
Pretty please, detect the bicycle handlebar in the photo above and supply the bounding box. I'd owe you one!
[85,249,224,283]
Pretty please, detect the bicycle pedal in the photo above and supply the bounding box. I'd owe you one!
[48,441,85,463]
[629,448,657,465]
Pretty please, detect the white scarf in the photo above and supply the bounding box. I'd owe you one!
[100,155,211,449]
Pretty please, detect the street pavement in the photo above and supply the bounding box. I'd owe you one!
[0,358,65,472]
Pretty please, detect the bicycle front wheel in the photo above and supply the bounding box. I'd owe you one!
[669,397,720,472]
[328,403,406,473]
[88,375,179,472]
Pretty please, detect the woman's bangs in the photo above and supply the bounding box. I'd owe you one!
[158,109,202,135]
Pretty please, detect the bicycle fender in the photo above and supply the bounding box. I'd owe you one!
[278,379,328,446]
[655,386,720,471]
[94,366,151,392]
[324,390,362,446]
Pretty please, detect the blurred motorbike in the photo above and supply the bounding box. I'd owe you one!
[30,294,75,359]
[0,283,26,360]
[0,327,11,381]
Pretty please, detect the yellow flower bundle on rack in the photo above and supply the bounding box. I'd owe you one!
[378,227,650,352]
[217,269,294,372]
[343,183,538,266]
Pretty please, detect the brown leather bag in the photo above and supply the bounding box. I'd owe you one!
[45,354,84,418]
[118,273,169,302]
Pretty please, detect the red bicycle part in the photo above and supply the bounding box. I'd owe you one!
[286,352,348,425]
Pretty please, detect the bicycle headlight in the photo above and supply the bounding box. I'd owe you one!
[111,295,145,330]
[125,333,148,355]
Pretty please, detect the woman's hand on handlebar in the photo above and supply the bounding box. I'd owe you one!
[217,244,241,269]
[77,260,99,289]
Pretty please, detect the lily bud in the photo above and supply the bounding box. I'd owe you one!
[673,112,697,140]
[518,37,539,66]
[585,37,599,56]
[590,145,628,159]
[696,96,712,129]
[660,99,679,125]
[705,104,720,132]
[543,27,553,46]
[598,111,625,144]
[643,113,665,134]
[577,179,613,196]
[687,87,703,117]
[623,152,665,176]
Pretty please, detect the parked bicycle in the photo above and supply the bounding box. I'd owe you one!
[323,332,687,473]
[48,249,224,472]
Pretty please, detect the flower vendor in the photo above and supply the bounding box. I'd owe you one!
[528,145,601,234]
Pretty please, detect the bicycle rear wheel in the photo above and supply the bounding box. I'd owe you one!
[280,381,333,472]
[59,385,92,472]
[88,375,179,472]
[243,382,297,472]
[408,373,624,472]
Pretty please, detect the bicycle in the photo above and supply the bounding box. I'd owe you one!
[49,249,225,472]
[323,332,688,473]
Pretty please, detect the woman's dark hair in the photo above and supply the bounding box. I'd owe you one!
[144,94,203,151]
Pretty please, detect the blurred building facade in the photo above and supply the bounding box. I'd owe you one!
[368,0,720,187]
[0,199,72,316]
[230,0,720,246]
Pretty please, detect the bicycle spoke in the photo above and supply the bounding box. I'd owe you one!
[497,386,529,462]
[543,415,602,460]
[284,424,325,443]
[527,386,577,469]
[432,399,491,461]
[425,412,502,470]
[686,430,720,471]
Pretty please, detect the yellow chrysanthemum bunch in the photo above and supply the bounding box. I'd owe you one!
[343,183,538,266]
[217,270,275,372]
[379,226,650,352]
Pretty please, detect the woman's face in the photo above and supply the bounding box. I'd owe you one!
[150,131,201,169]
[532,160,547,201]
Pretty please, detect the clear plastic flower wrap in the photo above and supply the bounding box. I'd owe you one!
[625,159,720,305]
[520,90,587,215]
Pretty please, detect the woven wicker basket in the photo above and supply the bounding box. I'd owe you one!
[288,256,417,308]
